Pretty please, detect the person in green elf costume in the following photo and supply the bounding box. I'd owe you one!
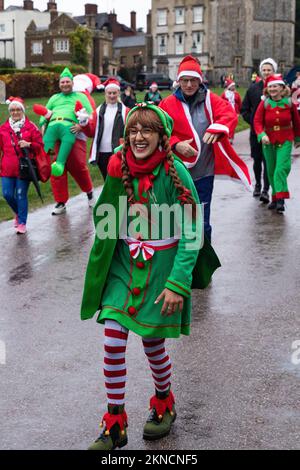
[81,102,221,450]
[33,68,93,177]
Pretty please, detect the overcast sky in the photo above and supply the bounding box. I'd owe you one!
[5,0,151,29]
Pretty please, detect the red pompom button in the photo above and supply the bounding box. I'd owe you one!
[136,262,145,269]
[132,288,141,296]
[128,307,137,316]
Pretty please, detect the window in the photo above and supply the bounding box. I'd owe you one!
[193,6,204,23]
[103,44,109,57]
[54,39,69,53]
[254,34,259,49]
[192,32,203,54]
[157,9,167,26]
[32,41,43,55]
[158,35,167,55]
[0,24,5,33]
[120,56,126,65]
[175,7,185,25]
[175,33,184,55]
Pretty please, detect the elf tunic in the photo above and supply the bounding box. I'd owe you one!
[254,97,300,200]
[81,152,221,339]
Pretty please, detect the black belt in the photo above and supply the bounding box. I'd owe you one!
[50,118,76,124]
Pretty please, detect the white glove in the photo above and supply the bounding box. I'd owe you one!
[76,108,90,127]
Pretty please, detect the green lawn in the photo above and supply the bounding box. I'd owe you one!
[0,88,249,223]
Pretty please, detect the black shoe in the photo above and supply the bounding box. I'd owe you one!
[260,190,270,204]
[276,199,285,213]
[253,184,261,198]
[268,201,277,210]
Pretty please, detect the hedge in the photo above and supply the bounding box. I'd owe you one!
[0,72,60,98]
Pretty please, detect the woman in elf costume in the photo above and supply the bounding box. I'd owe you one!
[81,103,220,450]
[254,74,300,213]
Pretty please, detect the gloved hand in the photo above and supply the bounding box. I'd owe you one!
[33,104,53,120]
[75,101,90,126]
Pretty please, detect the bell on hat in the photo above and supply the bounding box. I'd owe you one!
[102,78,121,90]
[264,74,285,88]
[177,55,203,82]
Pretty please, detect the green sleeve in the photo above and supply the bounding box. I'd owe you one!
[39,94,57,127]
[75,92,93,114]
[257,131,267,143]
[165,158,203,298]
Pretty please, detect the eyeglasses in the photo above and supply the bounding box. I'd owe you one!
[179,78,199,85]
[129,128,154,138]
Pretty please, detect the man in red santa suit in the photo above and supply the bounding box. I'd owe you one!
[160,56,251,241]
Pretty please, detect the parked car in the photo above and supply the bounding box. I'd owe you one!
[135,73,173,91]
[98,75,134,92]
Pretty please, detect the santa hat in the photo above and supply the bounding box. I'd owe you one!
[73,73,101,93]
[265,74,285,88]
[225,79,236,89]
[259,58,278,74]
[6,96,25,112]
[177,55,203,82]
[101,78,120,91]
[150,82,158,90]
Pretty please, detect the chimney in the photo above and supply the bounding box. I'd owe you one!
[0,1,4,12]
[108,11,117,25]
[130,11,136,32]
[85,3,98,29]
[47,1,58,22]
[23,0,34,10]
[147,10,151,35]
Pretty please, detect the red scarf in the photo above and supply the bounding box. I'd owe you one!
[125,148,169,203]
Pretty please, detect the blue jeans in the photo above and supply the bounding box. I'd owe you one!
[194,176,215,242]
[1,177,30,225]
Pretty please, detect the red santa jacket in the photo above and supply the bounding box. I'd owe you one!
[0,118,43,178]
[220,90,242,115]
[254,97,300,145]
[159,90,251,189]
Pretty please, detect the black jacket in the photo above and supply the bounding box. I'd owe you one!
[96,102,125,158]
[241,81,264,130]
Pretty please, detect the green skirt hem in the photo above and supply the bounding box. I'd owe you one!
[97,306,190,339]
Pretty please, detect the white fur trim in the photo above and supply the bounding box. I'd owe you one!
[181,102,201,168]
[105,84,120,90]
[8,100,25,112]
[259,58,278,73]
[89,106,101,163]
[177,70,202,81]
[267,79,285,87]
[207,123,230,135]
[205,90,213,123]
[73,75,93,93]
[217,141,252,191]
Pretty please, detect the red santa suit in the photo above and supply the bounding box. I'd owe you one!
[160,89,251,189]
[50,73,100,204]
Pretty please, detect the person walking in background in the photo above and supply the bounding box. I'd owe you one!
[160,55,251,242]
[241,58,278,204]
[220,79,242,141]
[0,97,44,234]
[121,85,136,109]
[82,78,128,181]
[144,83,162,106]
[254,74,300,214]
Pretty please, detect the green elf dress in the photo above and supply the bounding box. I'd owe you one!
[81,105,221,339]
[39,68,93,177]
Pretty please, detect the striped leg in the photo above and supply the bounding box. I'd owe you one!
[104,320,129,406]
[142,338,172,393]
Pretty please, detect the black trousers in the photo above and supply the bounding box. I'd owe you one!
[250,131,269,191]
[97,152,113,181]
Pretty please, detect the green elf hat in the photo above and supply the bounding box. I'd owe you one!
[60,67,74,81]
[125,102,173,138]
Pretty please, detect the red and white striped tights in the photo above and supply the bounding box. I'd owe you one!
[104,320,172,406]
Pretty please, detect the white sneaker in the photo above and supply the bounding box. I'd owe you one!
[52,203,66,215]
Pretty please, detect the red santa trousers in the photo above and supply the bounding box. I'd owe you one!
[51,139,93,204]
